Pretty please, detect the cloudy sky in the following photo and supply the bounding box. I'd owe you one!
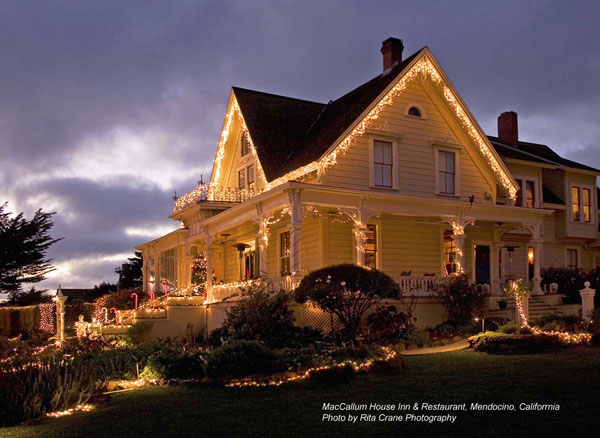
[1,0,599,290]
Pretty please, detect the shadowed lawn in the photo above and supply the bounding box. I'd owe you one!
[3,348,600,438]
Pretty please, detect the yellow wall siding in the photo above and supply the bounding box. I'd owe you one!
[464,225,494,276]
[321,80,494,203]
[564,172,598,239]
[299,215,321,273]
[379,216,442,275]
[326,221,353,266]
[542,168,566,202]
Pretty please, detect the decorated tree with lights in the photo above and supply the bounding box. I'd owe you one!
[0,202,62,293]
[191,252,208,292]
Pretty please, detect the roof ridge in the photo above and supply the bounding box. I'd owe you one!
[487,138,559,165]
[232,86,326,106]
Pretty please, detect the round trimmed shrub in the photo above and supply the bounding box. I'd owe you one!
[205,340,283,379]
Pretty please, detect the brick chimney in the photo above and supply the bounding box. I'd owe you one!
[498,111,519,146]
[381,37,404,72]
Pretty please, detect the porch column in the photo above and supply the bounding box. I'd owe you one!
[531,239,543,296]
[204,235,213,301]
[255,204,269,278]
[490,242,500,295]
[286,188,303,276]
[353,225,368,267]
[453,233,466,273]
[183,241,194,287]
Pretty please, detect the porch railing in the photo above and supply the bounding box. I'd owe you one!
[209,276,301,303]
[173,183,261,212]
[392,276,447,297]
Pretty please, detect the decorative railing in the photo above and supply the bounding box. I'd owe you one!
[173,183,262,212]
[392,276,447,297]
[209,276,300,303]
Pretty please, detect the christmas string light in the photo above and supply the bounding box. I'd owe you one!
[174,54,517,213]
[46,404,94,418]
[39,303,55,332]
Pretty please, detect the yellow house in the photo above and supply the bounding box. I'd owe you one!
[135,38,599,333]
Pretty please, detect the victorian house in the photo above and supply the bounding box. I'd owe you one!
[136,38,599,328]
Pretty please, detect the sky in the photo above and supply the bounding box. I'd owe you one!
[1,0,599,291]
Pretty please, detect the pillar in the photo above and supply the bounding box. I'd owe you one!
[531,240,543,296]
[453,233,466,273]
[353,225,368,267]
[205,235,213,301]
[580,281,596,321]
[490,242,500,295]
[286,188,303,276]
[54,285,67,346]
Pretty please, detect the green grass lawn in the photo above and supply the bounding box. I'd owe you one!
[3,348,600,438]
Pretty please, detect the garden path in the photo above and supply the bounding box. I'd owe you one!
[399,340,470,356]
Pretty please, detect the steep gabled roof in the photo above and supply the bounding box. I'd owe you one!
[488,136,600,173]
[234,50,423,182]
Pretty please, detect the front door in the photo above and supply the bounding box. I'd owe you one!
[475,245,491,285]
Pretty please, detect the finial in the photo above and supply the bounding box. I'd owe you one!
[57,285,64,297]
[198,174,204,186]
[172,191,178,201]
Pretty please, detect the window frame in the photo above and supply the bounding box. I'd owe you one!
[434,144,461,197]
[364,223,378,270]
[565,247,580,270]
[237,168,246,190]
[246,164,255,190]
[512,175,539,209]
[240,133,251,157]
[569,183,596,224]
[279,230,291,277]
[404,102,427,119]
[368,135,399,190]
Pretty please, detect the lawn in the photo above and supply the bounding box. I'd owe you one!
[3,348,600,438]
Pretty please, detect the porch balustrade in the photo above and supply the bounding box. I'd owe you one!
[173,183,260,212]
[209,276,301,303]
[392,275,448,297]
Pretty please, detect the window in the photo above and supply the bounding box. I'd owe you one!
[373,140,393,187]
[238,169,246,190]
[241,135,250,156]
[583,188,591,222]
[408,106,421,118]
[567,248,578,270]
[515,179,535,208]
[280,231,291,276]
[364,224,377,269]
[243,250,256,280]
[438,150,456,195]
[443,230,457,275]
[572,187,581,221]
[247,164,255,190]
[159,248,177,288]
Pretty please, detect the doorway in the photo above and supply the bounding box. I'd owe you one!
[475,245,491,284]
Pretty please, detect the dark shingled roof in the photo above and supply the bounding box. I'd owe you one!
[488,136,600,173]
[542,185,564,205]
[234,49,424,182]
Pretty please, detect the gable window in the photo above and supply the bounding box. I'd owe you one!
[247,164,255,190]
[408,106,421,118]
[515,179,535,208]
[238,169,246,190]
[373,140,393,188]
[364,224,377,269]
[280,231,291,276]
[566,248,578,270]
[438,150,456,195]
[241,134,250,156]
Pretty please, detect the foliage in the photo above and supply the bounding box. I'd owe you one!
[95,288,145,313]
[295,264,401,342]
[0,356,96,427]
[541,267,587,304]
[434,274,487,325]
[591,331,600,347]
[0,202,62,293]
[504,278,531,300]
[366,304,415,342]
[397,330,431,347]
[6,287,51,306]
[117,252,143,290]
[92,282,118,298]
[533,314,585,333]
[209,284,323,349]
[470,333,566,354]
[308,363,356,384]
[497,322,520,334]
[205,340,285,379]
[126,321,154,344]
[483,317,510,332]
[191,252,208,287]
[141,350,205,381]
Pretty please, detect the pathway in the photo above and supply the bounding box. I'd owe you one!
[399,339,470,356]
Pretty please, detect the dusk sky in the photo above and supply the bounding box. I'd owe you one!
[2,0,599,290]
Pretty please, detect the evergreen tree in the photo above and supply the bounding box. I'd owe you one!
[0,202,62,292]
[117,251,143,289]
[191,252,208,286]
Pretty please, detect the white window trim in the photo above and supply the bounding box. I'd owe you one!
[569,183,596,224]
[368,135,399,190]
[434,144,461,197]
[404,102,427,119]
[470,241,492,284]
[513,175,540,209]
[565,246,581,269]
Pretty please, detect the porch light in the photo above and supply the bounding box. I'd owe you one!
[528,247,534,263]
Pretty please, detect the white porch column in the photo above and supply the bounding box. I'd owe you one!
[255,204,270,278]
[580,282,596,321]
[204,234,213,300]
[490,242,500,295]
[286,188,303,276]
[531,239,543,296]
[353,225,368,267]
[454,233,466,273]
[183,241,194,287]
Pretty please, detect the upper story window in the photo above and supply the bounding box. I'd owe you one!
[238,168,246,190]
[364,224,377,269]
[373,140,393,188]
[241,134,251,156]
[438,150,456,195]
[247,164,255,190]
[515,179,535,208]
[571,186,591,222]
[408,106,422,118]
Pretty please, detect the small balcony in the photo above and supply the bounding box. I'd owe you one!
[173,183,261,212]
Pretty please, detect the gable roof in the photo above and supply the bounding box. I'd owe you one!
[488,136,600,173]
[234,50,422,182]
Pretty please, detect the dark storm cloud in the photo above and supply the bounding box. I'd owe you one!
[1,0,599,287]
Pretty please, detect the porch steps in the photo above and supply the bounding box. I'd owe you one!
[488,296,572,321]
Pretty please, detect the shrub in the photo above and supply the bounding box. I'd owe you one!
[141,351,205,381]
[366,304,415,342]
[205,340,284,379]
[470,333,565,354]
[397,330,430,347]
[483,317,510,332]
[519,326,533,335]
[590,331,600,347]
[534,314,584,333]
[498,322,519,334]
[308,363,355,384]
[295,264,400,342]
[211,284,323,349]
[434,274,487,326]
[127,321,154,344]
[541,268,586,304]
[432,322,456,338]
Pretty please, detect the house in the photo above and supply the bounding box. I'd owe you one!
[134,38,599,334]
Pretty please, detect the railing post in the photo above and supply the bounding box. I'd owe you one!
[580,281,596,321]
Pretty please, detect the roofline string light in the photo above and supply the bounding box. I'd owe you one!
[175,55,517,213]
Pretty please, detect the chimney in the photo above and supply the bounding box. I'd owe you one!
[381,37,404,72]
[498,111,518,146]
